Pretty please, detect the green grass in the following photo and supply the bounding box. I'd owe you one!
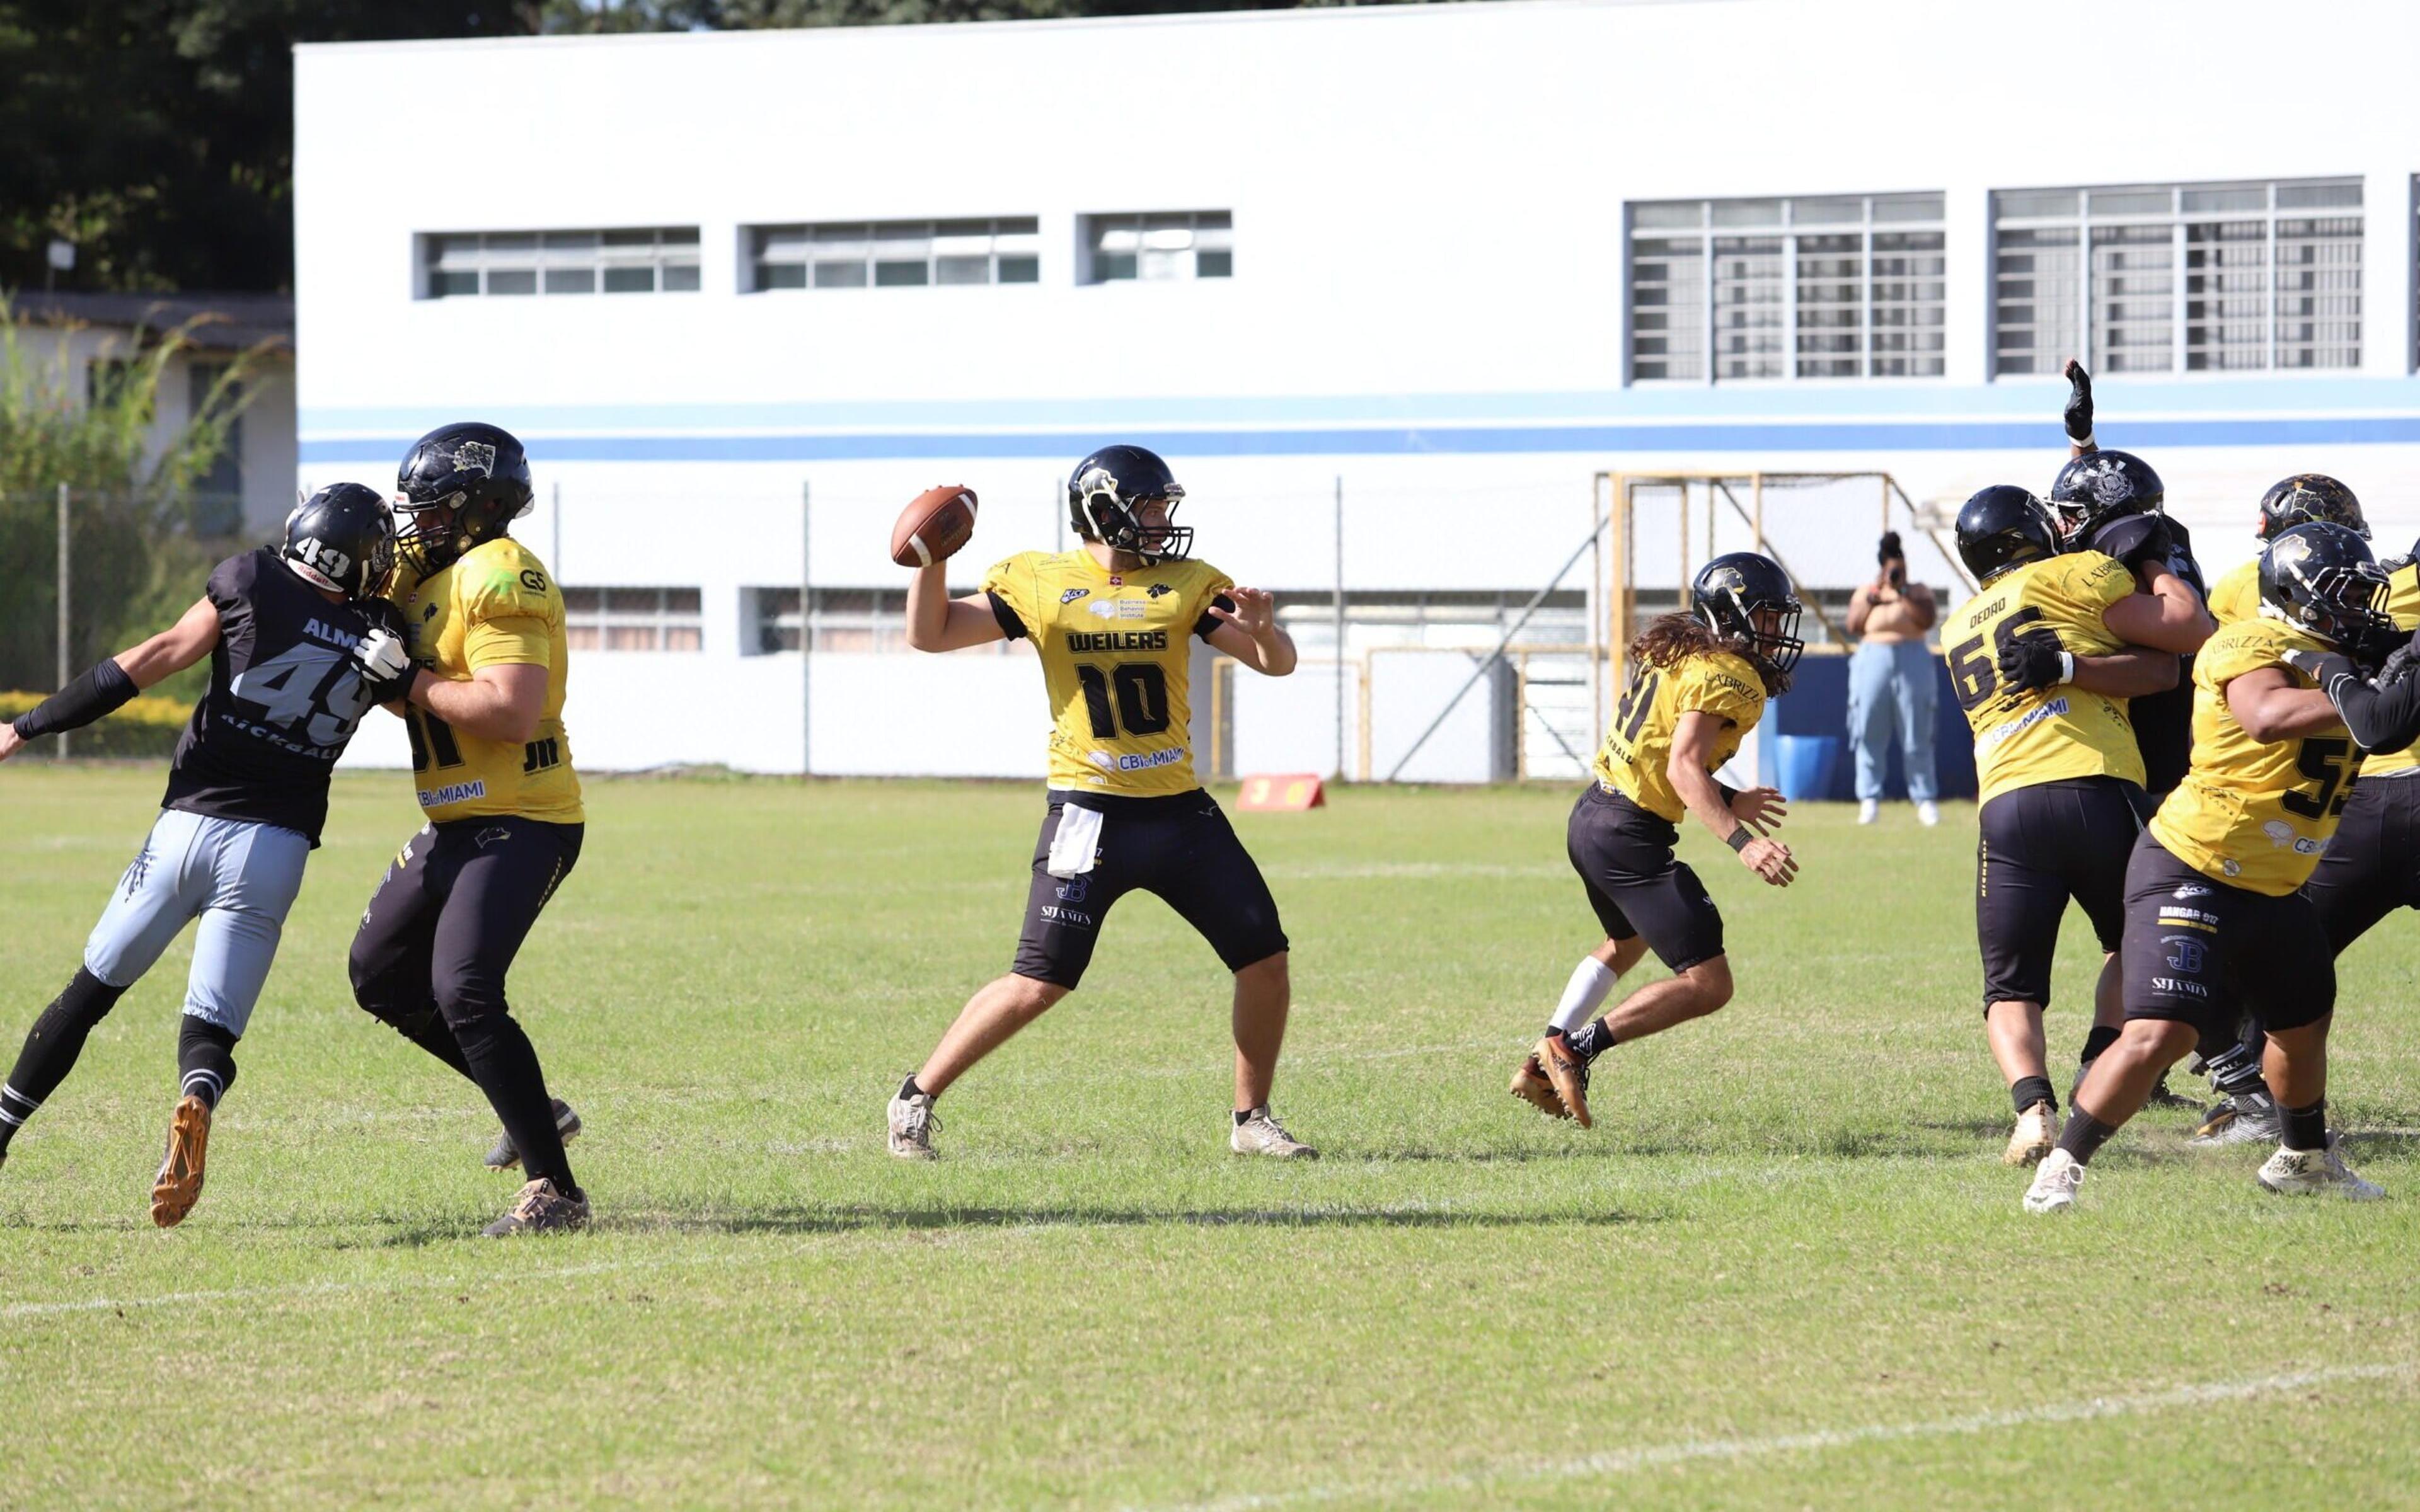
[1,768,2416,1509]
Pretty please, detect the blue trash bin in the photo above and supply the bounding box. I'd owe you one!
[1774,734,1843,802]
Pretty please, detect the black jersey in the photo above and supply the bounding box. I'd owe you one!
[161,549,402,845]
[2076,512,2208,794]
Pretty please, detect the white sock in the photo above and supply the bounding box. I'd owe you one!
[1548,957,1621,1034]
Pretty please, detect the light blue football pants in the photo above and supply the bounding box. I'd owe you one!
[83,808,310,1037]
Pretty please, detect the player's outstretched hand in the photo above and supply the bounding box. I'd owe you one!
[0,723,21,764]
[1997,628,2073,694]
[354,626,415,704]
[1739,835,1797,886]
[1208,586,1279,641]
[2062,358,2094,445]
[1729,785,1787,835]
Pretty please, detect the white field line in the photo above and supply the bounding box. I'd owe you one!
[1144,1361,2419,1512]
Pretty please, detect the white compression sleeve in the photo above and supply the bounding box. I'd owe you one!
[1548,957,1620,1033]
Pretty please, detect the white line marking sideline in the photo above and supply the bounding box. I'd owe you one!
[1145,1361,2417,1511]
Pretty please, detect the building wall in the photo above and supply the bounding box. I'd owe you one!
[296,0,2420,779]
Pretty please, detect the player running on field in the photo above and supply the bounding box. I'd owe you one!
[0,486,411,1225]
[2024,522,2420,1213]
[1940,486,2211,1166]
[885,445,1312,1160]
[1511,553,1802,1129]
[347,423,591,1237]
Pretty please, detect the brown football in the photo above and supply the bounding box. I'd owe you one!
[890,484,978,568]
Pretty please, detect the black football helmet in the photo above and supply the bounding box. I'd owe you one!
[2256,474,2366,541]
[1956,485,2062,585]
[283,483,396,600]
[2048,449,2164,543]
[1067,444,1191,564]
[2259,522,2392,648]
[1691,552,1804,677]
[394,421,535,575]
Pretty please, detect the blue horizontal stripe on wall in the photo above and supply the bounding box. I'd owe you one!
[301,415,2420,465]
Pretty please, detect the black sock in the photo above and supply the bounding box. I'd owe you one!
[2055,1108,2121,1164]
[176,1018,239,1110]
[1235,1108,1255,1126]
[899,1074,928,1103]
[2281,1099,2327,1152]
[2011,1075,2056,1115]
[1565,1017,1615,1062]
[0,968,129,1152]
[2078,1025,2120,1067]
[454,1014,573,1191]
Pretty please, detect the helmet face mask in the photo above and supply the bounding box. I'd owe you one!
[2260,522,2392,648]
[1067,445,1193,564]
[1691,553,1805,679]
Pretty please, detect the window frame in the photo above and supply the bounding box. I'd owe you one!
[744,218,1041,293]
[1080,210,1235,285]
[419,228,702,301]
[562,586,704,653]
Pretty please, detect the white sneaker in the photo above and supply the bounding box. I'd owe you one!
[2024,1147,2084,1213]
[2257,1138,2385,1200]
[1857,799,1880,825]
[2003,1101,2058,1166]
[1231,1106,1317,1159]
[1916,800,1941,828]
[887,1087,940,1159]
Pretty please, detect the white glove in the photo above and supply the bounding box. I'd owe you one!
[355,626,412,688]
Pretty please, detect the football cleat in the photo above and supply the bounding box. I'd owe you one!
[2257,1138,2385,1201]
[2141,1072,2196,1110]
[1534,1033,1593,1129]
[485,1097,584,1172]
[2192,1092,2281,1147]
[1230,1106,1317,1159]
[149,1094,212,1229]
[887,1088,940,1160]
[2003,1101,2058,1166]
[481,1177,591,1237]
[2023,1147,2084,1214]
[1508,1053,1571,1120]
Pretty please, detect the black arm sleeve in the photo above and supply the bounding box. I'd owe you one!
[1194,593,1236,641]
[2324,666,2420,753]
[12,658,139,740]
[986,590,1028,641]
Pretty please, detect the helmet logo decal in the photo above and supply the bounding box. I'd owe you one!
[2085,464,2129,506]
[449,441,497,478]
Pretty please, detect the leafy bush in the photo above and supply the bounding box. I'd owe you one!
[0,690,191,759]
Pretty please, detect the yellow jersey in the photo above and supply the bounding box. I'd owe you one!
[1593,648,1766,824]
[982,550,1234,796]
[2358,561,2420,778]
[2206,558,2259,626]
[2149,617,2356,895]
[1941,552,2146,805]
[394,537,584,825]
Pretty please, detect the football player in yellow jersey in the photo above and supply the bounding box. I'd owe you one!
[1509,554,1802,1130]
[1939,487,2210,1166]
[347,423,592,1237]
[884,445,1313,1160]
[2204,476,2369,628]
[2024,523,2420,1212]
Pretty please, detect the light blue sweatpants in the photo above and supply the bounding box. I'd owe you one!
[82,808,311,1037]
[1845,639,1939,803]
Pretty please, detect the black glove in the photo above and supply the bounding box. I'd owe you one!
[2116,513,2177,575]
[2377,636,2420,689]
[2281,646,2359,693]
[1997,629,2073,694]
[2062,358,2094,445]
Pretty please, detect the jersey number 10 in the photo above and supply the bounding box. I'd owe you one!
[1075,663,1171,740]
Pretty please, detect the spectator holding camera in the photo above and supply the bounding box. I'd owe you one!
[1845,531,1940,825]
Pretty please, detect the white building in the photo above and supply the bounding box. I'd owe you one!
[294,0,2420,783]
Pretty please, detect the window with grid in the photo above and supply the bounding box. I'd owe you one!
[1628,195,1944,382]
[422,229,701,299]
[188,362,243,536]
[562,587,702,652]
[1991,180,2361,375]
[749,219,1040,290]
[1083,212,1233,284]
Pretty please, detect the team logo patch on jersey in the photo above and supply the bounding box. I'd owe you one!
[519,569,547,593]
[1060,588,1090,604]
[1146,583,1176,598]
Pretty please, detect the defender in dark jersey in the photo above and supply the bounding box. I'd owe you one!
[0,486,407,1225]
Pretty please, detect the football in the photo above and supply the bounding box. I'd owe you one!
[890,485,978,568]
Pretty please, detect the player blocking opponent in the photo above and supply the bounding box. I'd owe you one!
[0,486,410,1223]
[1510,553,1802,1128]
[347,423,592,1237]
[885,445,1313,1159]
[2024,522,2420,1212]
[1940,486,2210,1165]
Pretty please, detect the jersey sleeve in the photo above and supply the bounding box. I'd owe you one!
[2388,563,2420,631]
[1676,656,1765,729]
[1192,564,1238,641]
[457,547,558,671]
[2206,561,2260,626]
[2195,622,2286,691]
[981,553,1042,641]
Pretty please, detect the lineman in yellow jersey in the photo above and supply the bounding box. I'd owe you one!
[1509,554,1802,1129]
[885,445,1313,1160]
[2024,523,2420,1212]
[1939,487,2210,1167]
[348,423,591,1237]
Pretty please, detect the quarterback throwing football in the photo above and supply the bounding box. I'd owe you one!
[886,445,1313,1160]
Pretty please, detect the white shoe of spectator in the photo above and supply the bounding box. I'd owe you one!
[1857,799,1879,825]
[1916,800,1940,827]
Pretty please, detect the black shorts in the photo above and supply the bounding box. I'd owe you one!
[1011,791,1288,990]
[1974,777,2143,1010]
[2119,832,2334,1037]
[2300,772,2420,955]
[1566,785,1724,974]
[349,815,583,1028]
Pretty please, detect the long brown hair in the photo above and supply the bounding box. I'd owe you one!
[1627,611,1791,697]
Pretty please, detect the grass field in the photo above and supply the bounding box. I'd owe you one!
[2,767,2416,1509]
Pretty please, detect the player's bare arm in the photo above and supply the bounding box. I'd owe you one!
[906,564,1008,653]
[2061,647,2179,698]
[0,597,221,765]
[2111,568,2215,652]
[410,659,548,745]
[1668,710,1795,886]
[2225,665,2344,742]
[1206,587,1296,676]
